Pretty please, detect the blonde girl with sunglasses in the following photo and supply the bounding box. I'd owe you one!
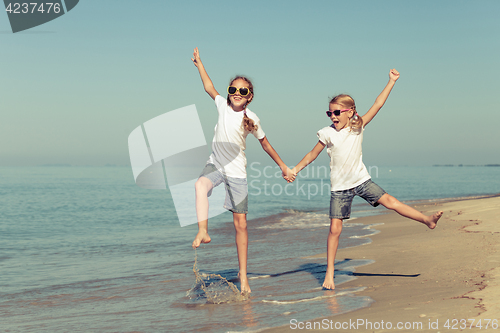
[290,69,443,290]
[190,47,294,294]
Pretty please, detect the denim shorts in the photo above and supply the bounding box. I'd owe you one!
[199,163,248,214]
[329,179,386,220]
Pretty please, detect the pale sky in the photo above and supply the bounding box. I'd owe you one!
[1,0,499,167]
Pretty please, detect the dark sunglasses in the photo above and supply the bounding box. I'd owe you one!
[326,109,350,117]
[227,86,250,96]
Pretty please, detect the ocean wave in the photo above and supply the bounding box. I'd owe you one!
[349,223,383,238]
[256,211,358,230]
[261,287,367,305]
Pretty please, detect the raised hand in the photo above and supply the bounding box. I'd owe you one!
[191,47,201,67]
[389,68,400,82]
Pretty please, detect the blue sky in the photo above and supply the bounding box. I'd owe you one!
[1,0,499,167]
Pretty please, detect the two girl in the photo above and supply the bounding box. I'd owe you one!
[191,48,442,293]
[190,47,294,294]
[290,69,443,289]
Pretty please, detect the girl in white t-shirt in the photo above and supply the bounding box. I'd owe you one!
[291,69,443,290]
[190,47,294,294]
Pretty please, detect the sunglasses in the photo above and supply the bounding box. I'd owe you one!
[326,109,350,117]
[227,86,250,96]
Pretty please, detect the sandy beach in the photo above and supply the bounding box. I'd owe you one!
[263,195,500,332]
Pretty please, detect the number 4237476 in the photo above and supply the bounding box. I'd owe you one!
[444,319,498,330]
[5,3,62,14]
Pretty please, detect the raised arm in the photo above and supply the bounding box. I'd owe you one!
[191,47,219,100]
[291,141,326,176]
[361,69,400,127]
[258,136,295,182]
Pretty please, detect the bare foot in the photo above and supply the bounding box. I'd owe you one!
[322,272,335,290]
[424,211,443,229]
[192,231,211,248]
[238,272,251,294]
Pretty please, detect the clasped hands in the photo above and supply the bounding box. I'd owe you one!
[282,166,297,183]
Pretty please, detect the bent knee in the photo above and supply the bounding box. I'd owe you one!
[379,194,400,209]
[195,177,212,193]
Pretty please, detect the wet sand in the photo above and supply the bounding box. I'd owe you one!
[263,195,500,332]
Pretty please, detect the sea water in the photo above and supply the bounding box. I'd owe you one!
[1,165,499,332]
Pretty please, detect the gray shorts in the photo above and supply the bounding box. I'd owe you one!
[329,179,386,220]
[199,163,248,214]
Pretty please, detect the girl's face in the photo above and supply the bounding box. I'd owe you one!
[329,103,354,130]
[228,78,253,111]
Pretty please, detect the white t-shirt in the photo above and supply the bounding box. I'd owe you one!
[317,125,371,191]
[207,95,266,178]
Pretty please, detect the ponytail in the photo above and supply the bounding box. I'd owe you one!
[349,105,363,131]
[243,110,258,132]
[226,75,258,132]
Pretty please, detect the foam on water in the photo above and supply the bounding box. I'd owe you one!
[255,211,346,230]
[348,223,383,238]
[261,287,367,305]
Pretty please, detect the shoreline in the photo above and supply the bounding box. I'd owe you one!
[262,194,500,332]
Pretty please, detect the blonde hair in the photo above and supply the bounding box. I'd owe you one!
[227,76,257,132]
[329,94,363,130]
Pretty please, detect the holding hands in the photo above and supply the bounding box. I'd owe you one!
[282,167,296,183]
